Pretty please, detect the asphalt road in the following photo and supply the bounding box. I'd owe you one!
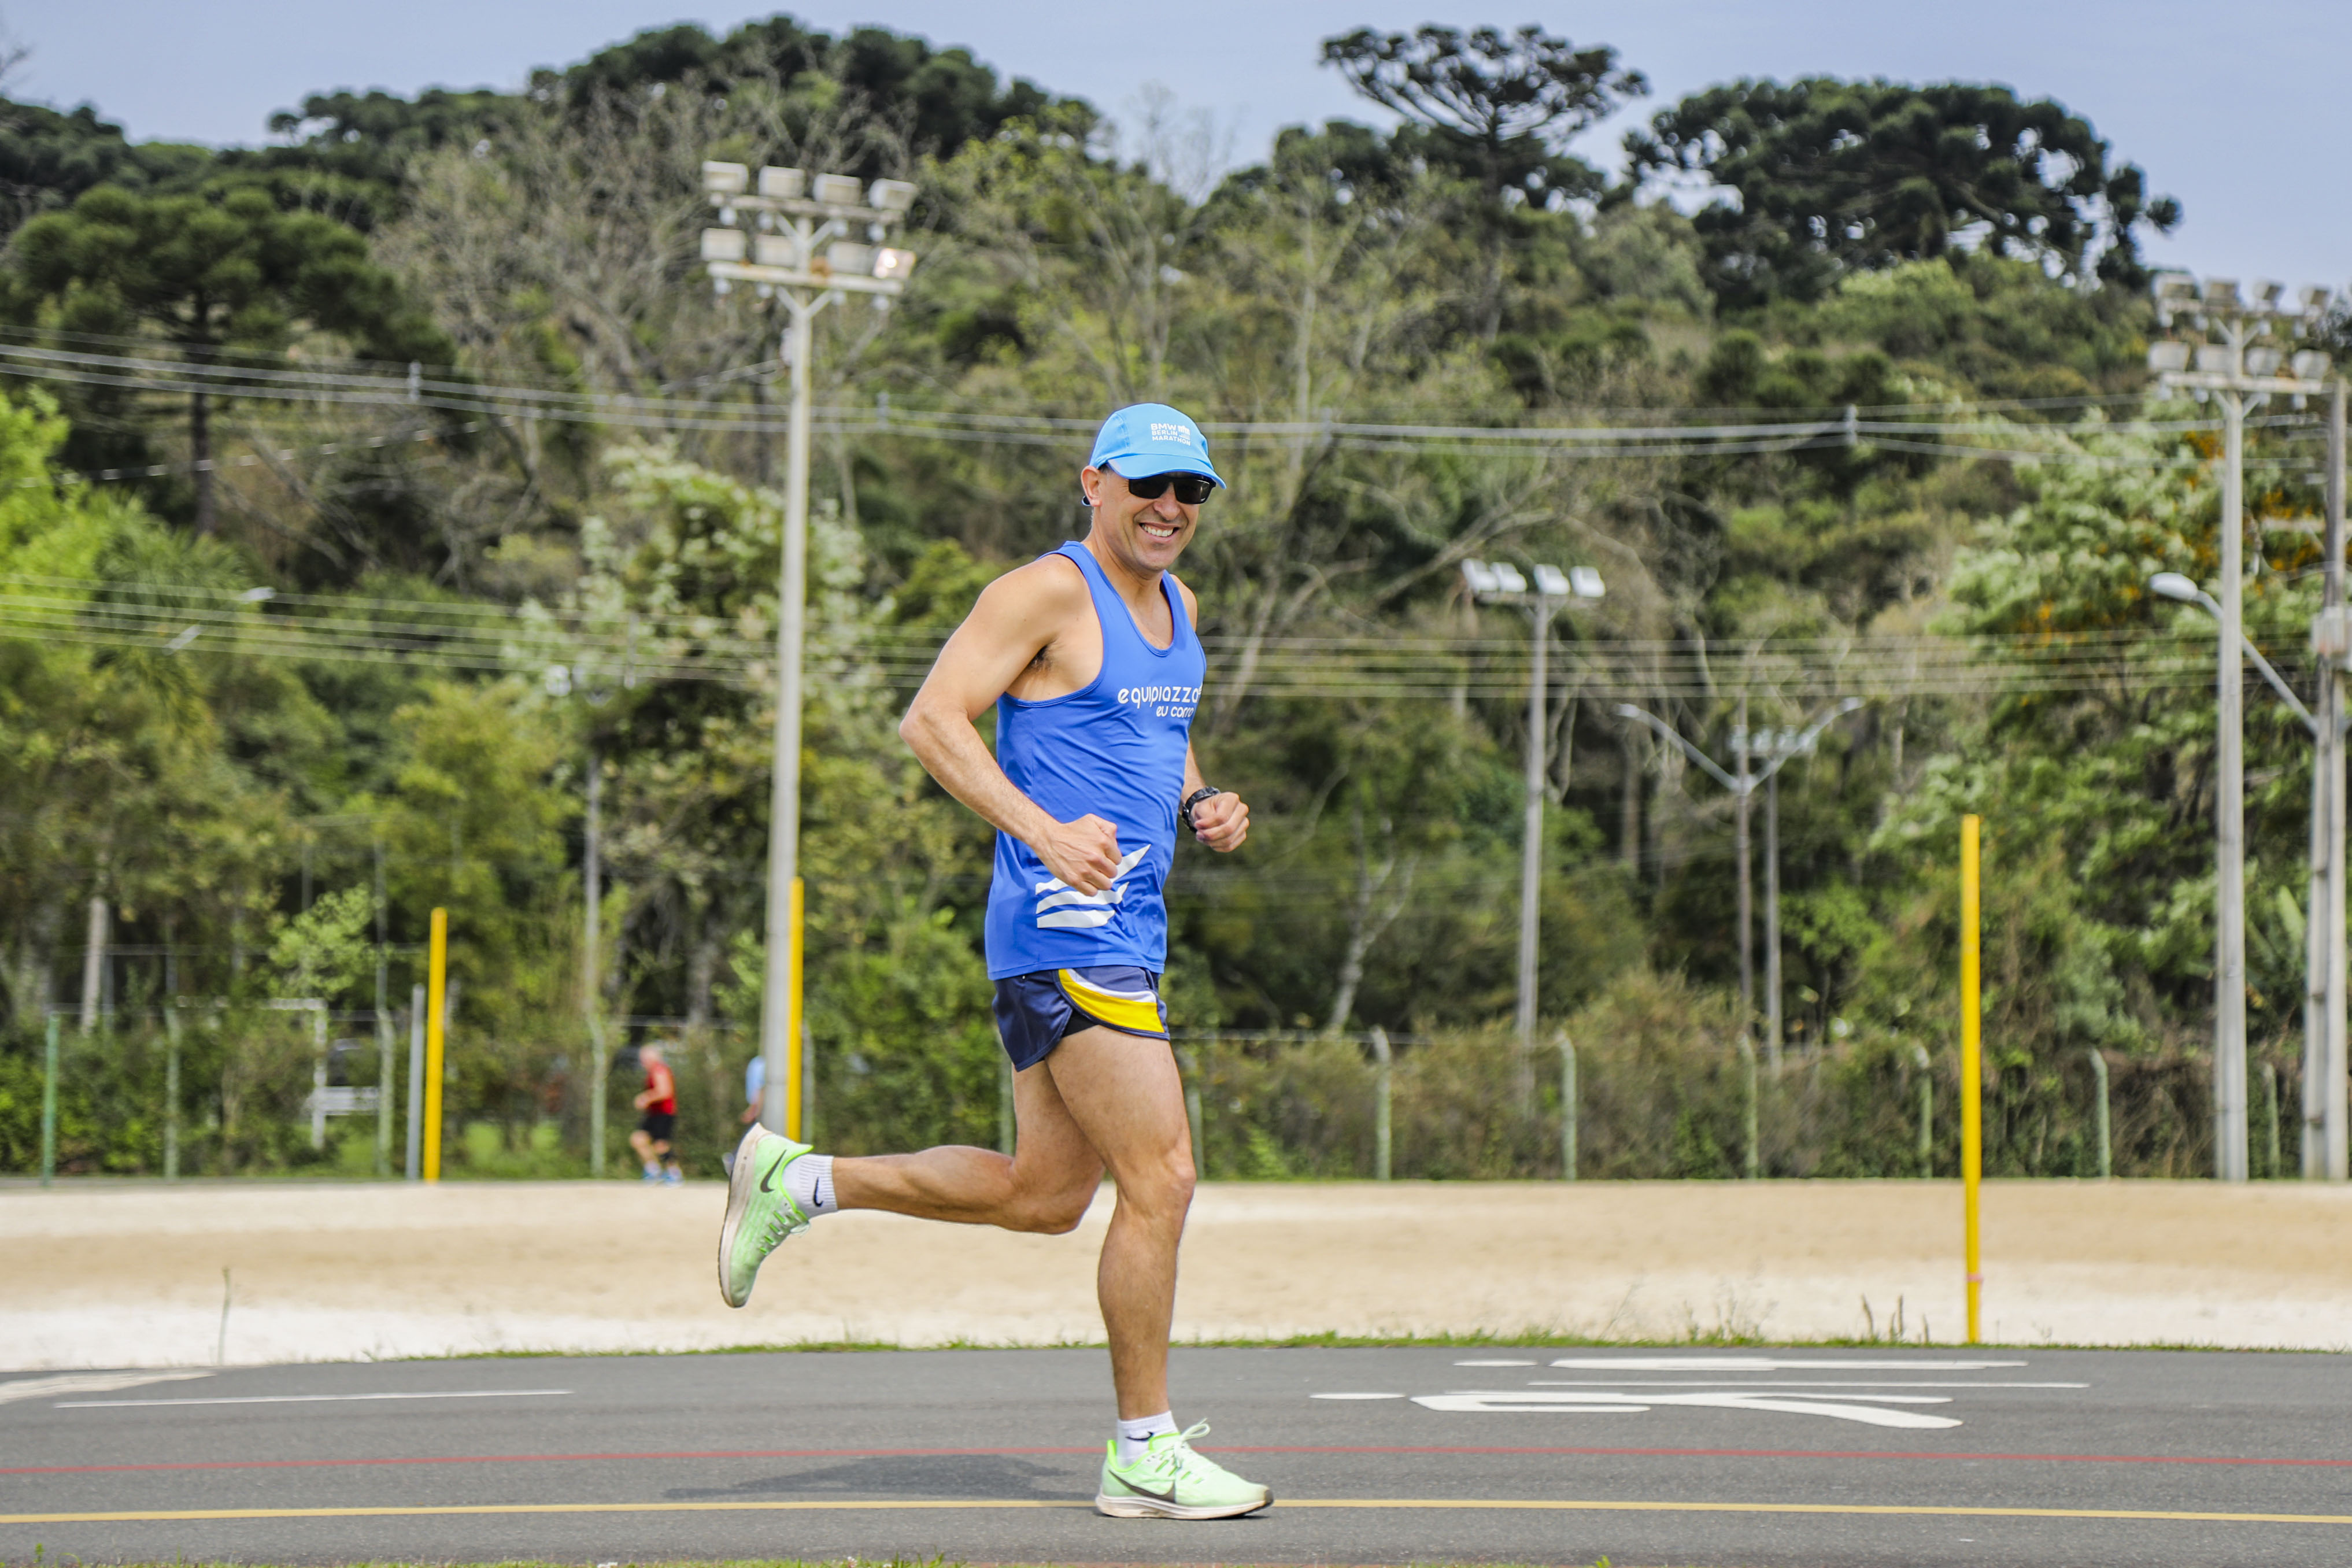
[6,1345,2351,1566]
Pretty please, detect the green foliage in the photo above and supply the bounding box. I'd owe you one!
[1320,24,1646,206]
[1633,77,2181,306]
[263,886,372,1002]
[0,25,2270,1186]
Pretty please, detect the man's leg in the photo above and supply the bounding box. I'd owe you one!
[835,1026,1190,1416]
[831,1059,1105,1233]
[1039,1027,1194,1419]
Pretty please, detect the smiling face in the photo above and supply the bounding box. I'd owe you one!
[1080,464,1201,582]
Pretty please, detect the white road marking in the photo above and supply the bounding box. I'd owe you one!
[1415,1390,1962,1429]
[1311,1392,1407,1400]
[1531,1380,2087,1390]
[1454,1359,1537,1367]
[1548,1358,2025,1371]
[57,1388,570,1409]
[0,1371,211,1406]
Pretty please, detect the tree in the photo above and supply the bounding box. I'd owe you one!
[1629,78,2181,307]
[1321,24,1645,206]
[0,99,212,238]
[1321,25,1644,338]
[9,184,449,533]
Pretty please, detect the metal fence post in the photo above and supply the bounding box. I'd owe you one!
[1739,1032,1760,1178]
[164,1005,183,1182]
[2262,1062,2280,1179]
[1369,1027,1392,1181]
[2088,1048,2111,1179]
[405,984,426,1182]
[1557,1030,1577,1181]
[41,1010,60,1186]
[1913,1042,1933,1175]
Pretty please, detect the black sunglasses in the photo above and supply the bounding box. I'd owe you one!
[1122,471,1216,505]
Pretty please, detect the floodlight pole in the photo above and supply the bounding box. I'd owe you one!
[2217,353,2249,1185]
[2153,287,2335,1182]
[1515,588,1552,1048]
[700,163,916,1134]
[759,288,822,1134]
[2323,380,2349,1180]
[1461,561,1604,1055]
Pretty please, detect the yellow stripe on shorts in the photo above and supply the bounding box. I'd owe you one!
[1056,969,1164,1034]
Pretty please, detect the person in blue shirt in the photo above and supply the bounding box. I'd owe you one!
[716,403,1270,1519]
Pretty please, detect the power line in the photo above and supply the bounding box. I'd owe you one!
[0,339,2329,471]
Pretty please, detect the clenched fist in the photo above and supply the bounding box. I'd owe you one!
[1038,813,1123,893]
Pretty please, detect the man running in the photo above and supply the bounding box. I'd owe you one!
[630,1042,682,1185]
[717,402,1269,1520]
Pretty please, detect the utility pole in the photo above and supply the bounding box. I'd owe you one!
[2320,379,2350,1180]
[2150,275,2335,1182]
[2330,379,2349,1180]
[1617,697,1861,1062]
[1734,694,1754,1038]
[2155,565,2341,1177]
[583,744,605,1176]
[699,162,918,1131]
[1765,761,1783,1063]
[1460,559,1606,1054]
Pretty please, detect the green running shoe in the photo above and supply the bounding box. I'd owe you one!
[716,1122,812,1308]
[1094,1422,1273,1519]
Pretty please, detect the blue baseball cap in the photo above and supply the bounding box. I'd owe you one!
[1087,402,1225,487]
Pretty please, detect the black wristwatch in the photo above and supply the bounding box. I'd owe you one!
[1181,786,1222,836]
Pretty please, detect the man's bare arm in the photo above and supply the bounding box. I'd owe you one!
[898,561,1126,894]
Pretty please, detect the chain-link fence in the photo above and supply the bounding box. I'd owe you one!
[2,982,2299,1183]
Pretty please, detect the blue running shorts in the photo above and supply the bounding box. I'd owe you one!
[992,964,1168,1070]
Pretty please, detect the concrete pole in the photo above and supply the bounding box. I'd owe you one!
[1515,597,1549,1052]
[1735,695,1754,1037]
[1765,760,1783,1070]
[1556,1030,1577,1181]
[78,894,106,1033]
[404,983,425,1182]
[2328,379,2350,1181]
[2216,371,2250,1183]
[761,294,816,1134]
[374,837,392,1178]
[584,745,605,1175]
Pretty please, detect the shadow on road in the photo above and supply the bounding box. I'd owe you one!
[665,1454,1089,1500]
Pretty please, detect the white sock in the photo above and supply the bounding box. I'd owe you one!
[783,1152,837,1216]
[1115,1411,1176,1466]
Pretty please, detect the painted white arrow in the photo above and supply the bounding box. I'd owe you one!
[1412,1389,1962,1429]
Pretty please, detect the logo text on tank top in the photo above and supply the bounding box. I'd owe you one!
[1116,683,1200,720]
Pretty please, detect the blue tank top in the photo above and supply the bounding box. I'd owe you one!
[983,542,1206,979]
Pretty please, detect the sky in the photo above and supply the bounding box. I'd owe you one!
[9,1,2349,290]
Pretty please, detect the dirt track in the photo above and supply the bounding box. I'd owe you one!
[6,1178,2350,1369]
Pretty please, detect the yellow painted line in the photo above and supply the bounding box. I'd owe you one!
[3,1501,1086,1525]
[6,1498,2352,1527]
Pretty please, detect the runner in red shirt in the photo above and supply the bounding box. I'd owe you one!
[630,1042,682,1185]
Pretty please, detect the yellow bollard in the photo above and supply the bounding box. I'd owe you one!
[424,907,447,1183]
[1960,815,1983,1345]
[785,877,804,1142]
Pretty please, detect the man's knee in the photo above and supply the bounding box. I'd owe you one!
[1118,1145,1195,1219]
[1011,1177,1097,1234]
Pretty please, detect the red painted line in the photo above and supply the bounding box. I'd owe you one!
[6,1444,2350,1477]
